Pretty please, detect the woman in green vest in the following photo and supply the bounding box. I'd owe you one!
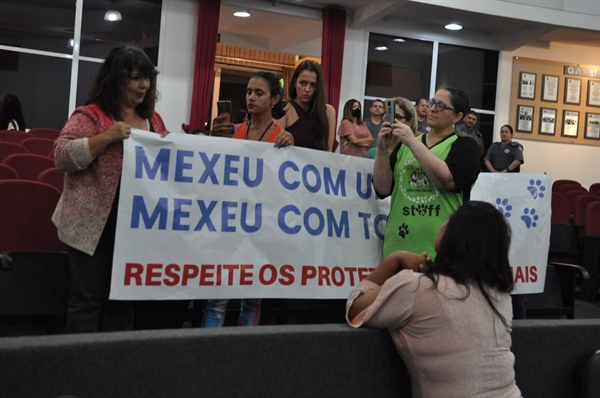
[373,87,481,259]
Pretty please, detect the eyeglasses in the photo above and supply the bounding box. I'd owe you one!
[395,114,407,120]
[426,99,455,113]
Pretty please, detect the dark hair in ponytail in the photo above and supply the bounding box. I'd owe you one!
[250,71,287,119]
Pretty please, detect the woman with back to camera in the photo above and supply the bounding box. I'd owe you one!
[347,201,522,398]
[0,94,26,131]
[484,124,524,173]
[53,46,169,333]
[206,71,294,327]
[338,99,372,157]
[274,59,337,151]
[373,87,480,259]
[365,97,419,159]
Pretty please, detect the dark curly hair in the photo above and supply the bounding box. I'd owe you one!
[0,94,26,131]
[86,45,158,120]
[425,201,514,327]
[249,71,287,119]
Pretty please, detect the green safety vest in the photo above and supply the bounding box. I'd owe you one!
[383,134,464,259]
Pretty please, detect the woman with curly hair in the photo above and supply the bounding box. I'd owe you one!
[53,45,169,333]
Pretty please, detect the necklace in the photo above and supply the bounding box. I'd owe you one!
[245,120,273,142]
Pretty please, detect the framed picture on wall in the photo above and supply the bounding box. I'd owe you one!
[585,113,600,139]
[587,80,600,107]
[562,110,579,137]
[519,72,536,100]
[541,75,559,102]
[539,108,557,135]
[516,105,534,132]
[564,77,582,105]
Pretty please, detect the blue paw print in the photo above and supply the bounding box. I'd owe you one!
[527,179,546,199]
[521,207,539,229]
[495,198,513,218]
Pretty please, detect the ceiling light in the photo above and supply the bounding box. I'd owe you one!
[233,11,251,18]
[393,38,406,42]
[104,10,122,21]
[375,46,388,51]
[445,23,462,31]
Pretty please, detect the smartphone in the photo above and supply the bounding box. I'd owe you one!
[384,98,395,123]
[217,100,233,125]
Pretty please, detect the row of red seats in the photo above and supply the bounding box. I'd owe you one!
[0,128,60,142]
[550,179,600,303]
[0,154,64,192]
[0,179,66,253]
[0,139,55,160]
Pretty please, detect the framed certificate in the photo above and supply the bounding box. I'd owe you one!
[587,80,600,107]
[585,113,600,140]
[519,72,536,100]
[539,108,556,135]
[516,105,534,133]
[541,75,559,102]
[562,110,579,137]
[564,77,581,105]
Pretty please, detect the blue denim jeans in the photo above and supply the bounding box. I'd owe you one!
[65,246,134,333]
[202,299,261,327]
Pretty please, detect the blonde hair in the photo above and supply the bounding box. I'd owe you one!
[393,97,418,133]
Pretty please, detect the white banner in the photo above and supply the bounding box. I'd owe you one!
[110,130,389,300]
[471,173,552,294]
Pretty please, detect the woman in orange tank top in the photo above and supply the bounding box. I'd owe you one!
[213,71,294,148]
[205,71,293,327]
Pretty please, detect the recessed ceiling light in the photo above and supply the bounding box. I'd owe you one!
[104,10,122,21]
[445,23,462,31]
[375,46,388,51]
[393,38,406,42]
[233,11,251,18]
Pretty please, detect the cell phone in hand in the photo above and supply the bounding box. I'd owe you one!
[384,99,395,123]
[217,100,233,125]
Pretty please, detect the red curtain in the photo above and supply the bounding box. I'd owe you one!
[321,7,346,117]
[189,0,221,131]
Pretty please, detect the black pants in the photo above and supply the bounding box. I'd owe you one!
[65,246,134,333]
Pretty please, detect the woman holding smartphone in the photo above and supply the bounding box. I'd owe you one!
[373,87,480,259]
[206,71,293,327]
[211,73,293,147]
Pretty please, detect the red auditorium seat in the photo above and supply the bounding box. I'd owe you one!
[559,184,587,196]
[28,128,61,140]
[574,195,600,230]
[0,130,31,144]
[20,137,55,157]
[551,192,570,225]
[586,202,600,236]
[0,180,66,252]
[0,164,19,180]
[590,183,600,197]
[565,190,591,218]
[0,142,29,162]
[37,167,65,193]
[2,153,56,181]
[580,202,600,302]
[552,179,582,192]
